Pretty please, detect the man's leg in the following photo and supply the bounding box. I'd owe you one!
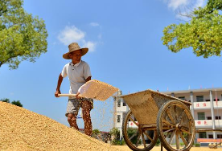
[81,99,93,136]
[66,99,80,130]
[67,113,79,130]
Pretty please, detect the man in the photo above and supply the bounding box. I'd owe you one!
[55,42,93,136]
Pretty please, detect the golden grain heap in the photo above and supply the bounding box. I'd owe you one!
[0,102,123,151]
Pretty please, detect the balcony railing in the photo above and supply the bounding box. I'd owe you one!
[195,120,222,128]
[126,120,222,129]
[214,101,222,108]
[194,102,211,109]
[193,101,222,109]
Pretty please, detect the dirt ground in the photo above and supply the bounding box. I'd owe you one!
[113,145,222,151]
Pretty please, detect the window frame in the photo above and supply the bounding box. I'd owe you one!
[117,115,121,123]
[178,96,186,100]
[196,96,204,102]
[117,99,121,107]
[217,134,222,138]
[199,132,207,138]
[197,112,205,120]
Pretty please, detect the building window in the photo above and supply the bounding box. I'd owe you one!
[117,115,121,123]
[207,116,212,120]
[205,99,210,102]
[215,116,221,119]
[178,97,185,100]
[196,96,204,102]
[123,100,126,106]
[197,112,205,120]
[128,116,137,122]
[123,112,127,122]
[117,99,121,107]
[217,135,222,138]
[199,132,207,138]
[209,134,213,138]
[214,98,219,101]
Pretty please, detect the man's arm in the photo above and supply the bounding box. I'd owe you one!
[85,76,91,82]
[55,74,63,97]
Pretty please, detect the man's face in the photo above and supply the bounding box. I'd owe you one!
[69,50,82,64]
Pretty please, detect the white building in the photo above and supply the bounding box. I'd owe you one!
[113,90,129,139]
[113,88,222,145]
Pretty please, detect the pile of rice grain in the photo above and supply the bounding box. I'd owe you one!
[0,102,123,151]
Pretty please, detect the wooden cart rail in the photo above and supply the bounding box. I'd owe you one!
[120,89,192,105]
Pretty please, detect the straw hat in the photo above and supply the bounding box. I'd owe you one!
[63,42,88,59]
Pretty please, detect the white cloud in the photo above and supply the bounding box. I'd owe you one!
[163,0,206,20]
[194,0,205,9]
[90,22,99,27]
[83,41,96,52]
[168,0,189,10]
[58,25,97,52]
[164,0,205,10]
[58,26,85,45]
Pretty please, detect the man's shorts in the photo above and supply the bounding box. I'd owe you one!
[65,98,93,117]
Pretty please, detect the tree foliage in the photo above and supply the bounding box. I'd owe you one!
[1,98,23,107]
[11,100,23,107]
[110,128,125,145]
[110,127,120,140]
[1,98,10,103]
[127,128,138,144]
[162,0,222,58]
[0,0,48,69]
[110,128,120,137]
[92,129,100,135]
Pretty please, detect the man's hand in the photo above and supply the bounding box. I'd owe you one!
[55,89,61,97]
[76,92,80,99]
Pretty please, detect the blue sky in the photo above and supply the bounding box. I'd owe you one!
[1,0,221,131]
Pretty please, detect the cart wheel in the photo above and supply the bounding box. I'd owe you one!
[157,100,195,151]
[122,110,158,151]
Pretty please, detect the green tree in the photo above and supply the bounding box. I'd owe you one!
[127,128,138,144]
[1,98,23,107]
[0,0,48,69]
[11,100,23,107]
[1,98,10,103]
[110,128,121,145]
[110,127,120,140]
[162,0,222,58]
[92,129,100,135]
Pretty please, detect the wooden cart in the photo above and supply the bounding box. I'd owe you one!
[121,89,195,151]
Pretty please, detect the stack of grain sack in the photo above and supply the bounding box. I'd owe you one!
[0,102,123,151]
